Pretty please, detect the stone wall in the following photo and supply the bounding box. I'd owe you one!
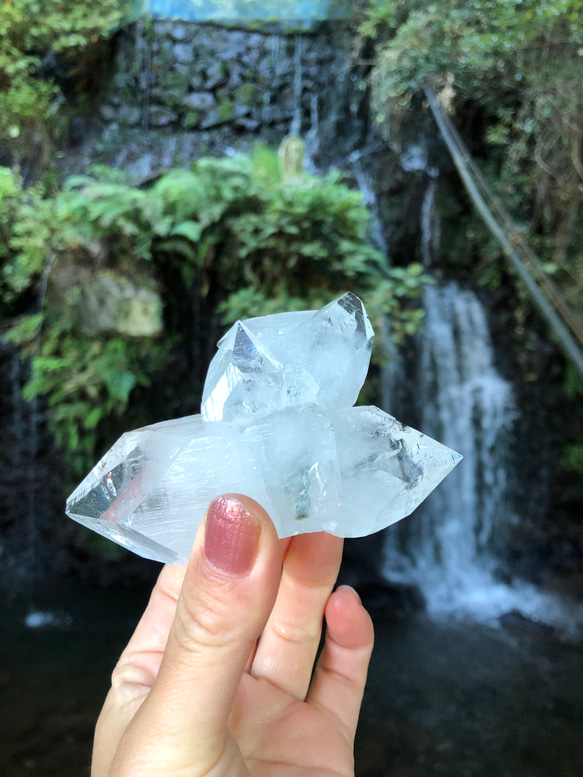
[65,17,440,289]
[97,20,360,153]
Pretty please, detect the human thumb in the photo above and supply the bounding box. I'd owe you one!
[111,494,282,776]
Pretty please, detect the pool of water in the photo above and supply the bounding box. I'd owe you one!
[1,580,582,777]
[356,616,583,777]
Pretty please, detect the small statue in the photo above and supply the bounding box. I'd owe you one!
[278,135,305,181]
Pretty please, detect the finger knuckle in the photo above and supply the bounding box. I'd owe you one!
[173,588,240,654]
[271,615,321,647]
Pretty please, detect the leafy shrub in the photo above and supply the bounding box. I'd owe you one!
[0,0,131,165]
[1,150,428,472]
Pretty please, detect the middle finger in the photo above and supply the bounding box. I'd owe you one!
[250,531,343,700]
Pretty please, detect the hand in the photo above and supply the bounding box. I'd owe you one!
[92,494,374,777]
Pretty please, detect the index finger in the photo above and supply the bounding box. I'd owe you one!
[119,564,187,679]
[92,565,185,777]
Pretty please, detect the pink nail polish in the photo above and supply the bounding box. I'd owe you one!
[204,496,260,576]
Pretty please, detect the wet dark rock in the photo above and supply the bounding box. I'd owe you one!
[228,64,245,90]
[173,43,195,64]
[174,62,192,77]
[226,30,249,57]
[67,116,90,147]
[99,105,118,122]
[169,23,189,42]
[499,609,555,636]
[354,578,426,620]
[196,28,228,50]
[199,109,224,129]
[257,58,273,81]
[117,105,142,126]
[182,92,216,111]
[38,51,59,79]
[83,21,363,174]
[246,32,265,51]
[148,106,178,127]
[507,523,583,583]
[235,118,261,131]
[234,102,252,118]
[204,61,228,89]
[241,47,261,68]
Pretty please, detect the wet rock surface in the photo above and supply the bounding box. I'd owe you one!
[355,578,426,620]
[98,21,352,139]
[61,18,385,196]
[499,609,556,636]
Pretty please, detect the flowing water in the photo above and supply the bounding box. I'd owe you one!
[349,150,390,257]
[383,283,583,635]
[290,35,303,137]
[420,173,439,267]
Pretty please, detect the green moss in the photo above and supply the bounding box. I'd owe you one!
[235,83,258,107]
[183,110,200,128]
[217,97,234,122]
[0,0,132,164]
[158,70,188,94]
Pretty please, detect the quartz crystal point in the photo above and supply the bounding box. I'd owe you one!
[201,293,374,422]
[66,293,462,565]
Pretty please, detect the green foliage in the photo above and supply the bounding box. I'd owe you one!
[561,444,583,473]
[1,149,427,472]
[366,0,583,102]
[1,168,164,470]
[0,0,131,162]
[365,0,583,322]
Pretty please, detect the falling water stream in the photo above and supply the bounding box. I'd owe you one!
[289,35,303,137]
[22,252,68,628]
[384,283,515,601]
[383,283,583,634]
[420,173,439,266]
[349,150,389,256]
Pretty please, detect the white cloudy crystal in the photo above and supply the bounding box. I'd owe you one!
[66,292,462,564]
[66,404,462,565]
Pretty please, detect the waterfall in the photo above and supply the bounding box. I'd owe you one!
[383,283,583,632]
[7,343,25,448]
[349,151,389,256]
[420,172,439,267]
[304,94,320,171]
[383,282,518,613]
[290,35,303,137]
[23,253,63,626]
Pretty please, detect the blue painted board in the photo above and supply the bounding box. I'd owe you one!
[135,0,351,21]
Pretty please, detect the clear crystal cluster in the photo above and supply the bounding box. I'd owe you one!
[201,293,374,422]
[66,293,462,565]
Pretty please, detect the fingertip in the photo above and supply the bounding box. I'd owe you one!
[222,493,279,537]
[280,531,344,586]
[187,493,281,581]
[335,584,362,604]
[307,585,374,736]
[325,585,374,650]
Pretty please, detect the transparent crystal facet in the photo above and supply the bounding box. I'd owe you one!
[66,292,462,564]
[201,292,374,422]
[66,405,462,565]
